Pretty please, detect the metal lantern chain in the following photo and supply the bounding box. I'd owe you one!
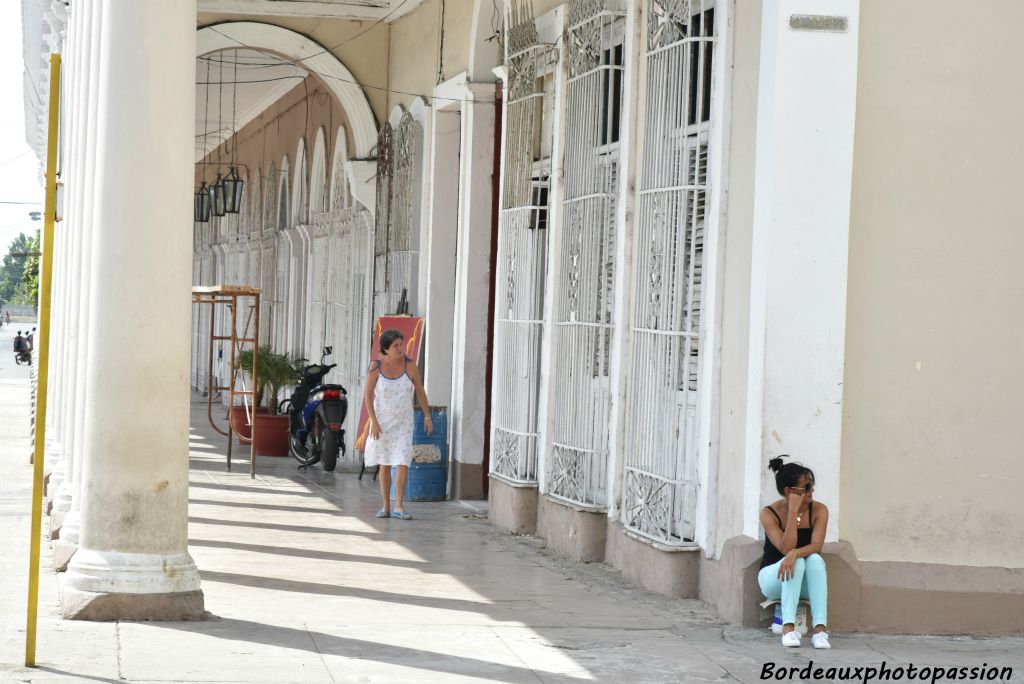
[210,58,227,218]
[224,48,244,215]
[194,57,212,223]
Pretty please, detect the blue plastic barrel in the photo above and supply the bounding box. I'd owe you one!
[390,406,448,501]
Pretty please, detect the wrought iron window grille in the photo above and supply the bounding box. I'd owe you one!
[621,0,717,547]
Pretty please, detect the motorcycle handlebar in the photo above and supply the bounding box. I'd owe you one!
[303,363,337,374]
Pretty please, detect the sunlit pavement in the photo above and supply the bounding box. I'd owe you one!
[1,351,1022,682]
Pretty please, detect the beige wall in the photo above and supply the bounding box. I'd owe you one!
[841,0,1024,568]
[712,0,761,555]
[531,0,564,18]
[387,0,441,114]
[440,0,476,82]
[198,14,390,126]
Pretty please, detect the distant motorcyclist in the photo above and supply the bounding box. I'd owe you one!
[13,330,32,365]
[26,327,35,351]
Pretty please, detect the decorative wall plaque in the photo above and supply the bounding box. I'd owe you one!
[789,14,848,32]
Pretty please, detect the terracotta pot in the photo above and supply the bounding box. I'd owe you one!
[229,406,269,440]
[251,413,289,457]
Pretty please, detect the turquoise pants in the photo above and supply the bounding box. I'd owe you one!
[758,553,828,627]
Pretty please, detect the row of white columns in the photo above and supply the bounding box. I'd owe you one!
[42,0,204,619]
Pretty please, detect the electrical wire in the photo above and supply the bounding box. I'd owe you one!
[198,25,499,105]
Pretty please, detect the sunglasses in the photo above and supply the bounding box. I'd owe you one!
[789,484,815,494]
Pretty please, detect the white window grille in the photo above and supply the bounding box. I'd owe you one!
[373,112,420,320]
[259,236,275,347]
[331,163,351,212]
[306,227,330,364]
[490,0,559,486]
[546,0,626,509]
[274,233,290,351]
[307,204,373,459]
[621,0,716,546]
[277,169,290,231]
[264,165,277,235]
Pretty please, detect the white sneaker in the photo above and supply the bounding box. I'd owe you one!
[811,632,831,649]
[781,630,801,648]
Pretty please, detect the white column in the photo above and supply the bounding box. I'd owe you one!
[53,0,98,518]
[44,0,80,482]
[449,82,496,499]
[62,0,203,619]
[742,0,860,542]
[59,0,105,547]
[422,103,460,402]
[55,5,86,450]
[59,0,90,460]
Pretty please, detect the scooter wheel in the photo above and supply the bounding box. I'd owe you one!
[321,431,339,472]
[289,435,320,467]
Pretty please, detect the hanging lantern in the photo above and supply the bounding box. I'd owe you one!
[209,173,226,217]
[194,182,211,223]
[223,166,244,214]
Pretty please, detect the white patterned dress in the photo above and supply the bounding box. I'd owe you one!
[362,359,415,467]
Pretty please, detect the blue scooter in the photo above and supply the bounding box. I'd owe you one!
[281,347,348,471]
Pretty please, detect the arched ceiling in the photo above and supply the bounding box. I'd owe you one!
[195,48,307,162]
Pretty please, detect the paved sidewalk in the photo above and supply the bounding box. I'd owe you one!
[0,356,1021,682]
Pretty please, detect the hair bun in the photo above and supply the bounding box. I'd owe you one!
[768,456,785,473]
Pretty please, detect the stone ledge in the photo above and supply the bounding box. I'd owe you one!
[703,535,1024,635]
[859,563,1024,636]
[488,476,538,535]
[536,494,606,562]
[606,520,700,598]
[60,588,205,621]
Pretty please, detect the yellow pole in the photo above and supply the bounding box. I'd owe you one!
[26,52,62,669]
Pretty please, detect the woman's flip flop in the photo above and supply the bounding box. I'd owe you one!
[375,509,390,518]
[391,510,413,520]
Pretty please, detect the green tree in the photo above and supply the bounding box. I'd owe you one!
[13,230,41,305]
[0,232,35,305]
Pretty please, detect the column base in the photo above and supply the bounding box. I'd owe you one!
[60,588,205,621]
[48,509,66,539]
[53,480,74,513]
[61,548,205,620]
[53,541,78,572]
[64,549,202,594]
[59,510,81,545]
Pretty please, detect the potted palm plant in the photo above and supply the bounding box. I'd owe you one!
[235,346,301,457]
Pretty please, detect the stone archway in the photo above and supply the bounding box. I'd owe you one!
[196,22,377,157]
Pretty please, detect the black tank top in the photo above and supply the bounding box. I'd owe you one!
[760,503,814,569]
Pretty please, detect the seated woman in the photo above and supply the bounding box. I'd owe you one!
[759,455,830,649]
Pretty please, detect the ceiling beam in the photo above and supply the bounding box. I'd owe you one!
[197,0,427,22]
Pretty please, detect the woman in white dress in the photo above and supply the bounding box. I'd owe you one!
[362,329,432,519]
